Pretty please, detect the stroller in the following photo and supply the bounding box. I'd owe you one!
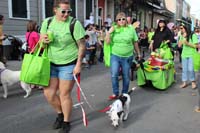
[5,35,23,60]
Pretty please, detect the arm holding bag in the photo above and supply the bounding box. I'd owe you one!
[20,42,50,86]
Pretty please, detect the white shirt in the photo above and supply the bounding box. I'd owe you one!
[106,17,112,27]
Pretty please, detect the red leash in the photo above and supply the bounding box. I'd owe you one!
[98,106,111,113]
[74,74,93,127]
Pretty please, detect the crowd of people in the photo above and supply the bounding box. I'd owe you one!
[1,0,200,133]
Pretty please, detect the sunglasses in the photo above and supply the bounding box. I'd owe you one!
[117,18,126,21]
[58,8,72,14]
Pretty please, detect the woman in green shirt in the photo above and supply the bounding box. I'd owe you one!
[178,25,198,89]
[40,1,85,133]
[105,12,140,100]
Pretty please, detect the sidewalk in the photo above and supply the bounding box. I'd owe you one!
[6,60,22,71]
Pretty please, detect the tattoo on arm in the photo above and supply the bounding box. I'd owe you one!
[76,38,86,65]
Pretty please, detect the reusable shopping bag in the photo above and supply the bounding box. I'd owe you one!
[103,42,113,67]
[20,42,50,86]
[193,51,200,72]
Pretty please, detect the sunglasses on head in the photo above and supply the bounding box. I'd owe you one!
[58,8,72,14]
[117,18,126,21]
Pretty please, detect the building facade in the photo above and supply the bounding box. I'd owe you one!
[0,0,197,39]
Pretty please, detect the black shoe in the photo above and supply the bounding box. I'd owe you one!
[58,122,71,133]
[53,114,63,129]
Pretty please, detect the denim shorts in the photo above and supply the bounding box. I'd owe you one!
[50,64,75,80]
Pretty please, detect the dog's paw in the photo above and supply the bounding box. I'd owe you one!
[24,95,28,98]
[3,94,7,99]
[123,115,128,121]
[24,89,31,98]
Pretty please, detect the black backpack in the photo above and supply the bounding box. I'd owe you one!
[46,17,77,45]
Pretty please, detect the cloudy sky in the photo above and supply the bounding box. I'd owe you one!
[185,0,200,19]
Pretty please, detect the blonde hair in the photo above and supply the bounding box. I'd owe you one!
[116,12,126,21]
[115,12,127,27]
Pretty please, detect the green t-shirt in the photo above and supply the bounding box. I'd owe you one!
[148,32,154,43]
[111,25,138,57]
[180,34,198,58]
[40,16,85,64]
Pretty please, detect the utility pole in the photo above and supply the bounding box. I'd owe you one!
[151,0,154,28]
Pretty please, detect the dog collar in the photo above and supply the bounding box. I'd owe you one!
[0,68,6,74]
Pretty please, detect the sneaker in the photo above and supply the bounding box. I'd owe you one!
[108,95,118,100]
[59,122,71,133]
[52,114,63,129]
[192,82,197,89]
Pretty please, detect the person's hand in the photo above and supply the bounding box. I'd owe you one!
[73,64,81,75]
[42,34,51,44]
[133,21,140,28]
[0,35,6,40]
[149,43,153,51]
[108,26,115,34]
[197,44,200,49]
[138,55,142,60]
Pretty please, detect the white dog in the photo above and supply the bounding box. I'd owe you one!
[106,88,135,127]
[0,62,31,98]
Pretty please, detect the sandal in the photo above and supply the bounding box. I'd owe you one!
[192,82,197,89]
[108,95,118,100]
[180,82,187,88]
[194,106,200,113]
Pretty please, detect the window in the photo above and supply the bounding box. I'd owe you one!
[45,0,54,18]
[70,0,76,18]
[86,0,93,18]
[9,0,30,19]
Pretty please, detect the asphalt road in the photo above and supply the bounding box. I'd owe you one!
[0,56,200,133]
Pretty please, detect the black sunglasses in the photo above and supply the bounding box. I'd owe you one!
[117,18,126,21]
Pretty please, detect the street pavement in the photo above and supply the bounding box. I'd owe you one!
[0,55,200,133]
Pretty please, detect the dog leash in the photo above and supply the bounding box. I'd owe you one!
[73,74,94,127]
[73,74,94,110]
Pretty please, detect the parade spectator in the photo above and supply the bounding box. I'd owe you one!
[89,12,94,24]
[149,19,173,51]
[26,20,40,53]
[98,26,107,62]
[105,14,112,30]
[148,28,155,44]
[86,24,98,65]
[0,14,6,64]
[84,16,90,29]
[84,34,94,68]
[105,12,140,100]
[139,29,148,58]
[40,0,85,133]
[127,16,132,25]
[178,24,198,89]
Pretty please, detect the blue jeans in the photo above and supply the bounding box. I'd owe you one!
[110,54,133,95]
[181,57,195,82]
